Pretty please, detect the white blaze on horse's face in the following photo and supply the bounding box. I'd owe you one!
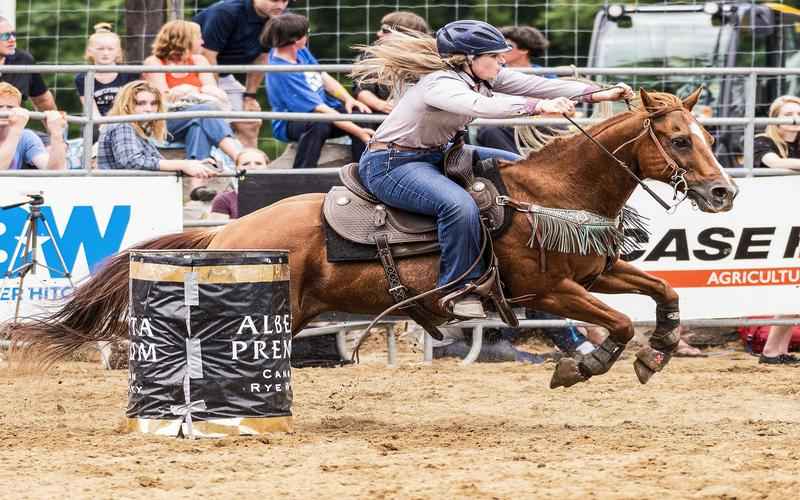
[688,119,733,184]
[681,114,738,212]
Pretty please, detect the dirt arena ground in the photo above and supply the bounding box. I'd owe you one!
[1,338,799,500]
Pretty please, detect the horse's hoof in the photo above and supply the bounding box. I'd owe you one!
[549,357,587,389]
[633,346,671,384]
[633,359,655,384]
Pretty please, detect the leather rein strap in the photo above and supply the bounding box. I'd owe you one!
[560,95,686,211]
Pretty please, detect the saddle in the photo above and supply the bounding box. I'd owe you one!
[321,144,519,340]
[324,154,510,258]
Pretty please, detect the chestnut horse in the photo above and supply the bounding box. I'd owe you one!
[8,89,737,387]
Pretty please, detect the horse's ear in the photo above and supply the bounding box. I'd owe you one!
[639,88,657,112]
[682,86,703,111]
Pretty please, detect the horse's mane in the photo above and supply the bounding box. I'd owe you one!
[523,92,684,164]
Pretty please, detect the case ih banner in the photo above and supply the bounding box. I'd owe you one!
[600,176,800,320]
[0,177,182,321]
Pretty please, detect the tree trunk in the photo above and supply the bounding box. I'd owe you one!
[124,0,166,64]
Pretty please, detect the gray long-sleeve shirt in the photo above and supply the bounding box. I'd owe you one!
[372,68,596,149]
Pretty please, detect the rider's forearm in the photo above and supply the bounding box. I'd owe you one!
[424,78,532,118]
[492,68,596,101]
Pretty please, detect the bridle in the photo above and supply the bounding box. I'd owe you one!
[564,89,689,212]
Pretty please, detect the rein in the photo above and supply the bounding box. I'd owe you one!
[560,99,688,211]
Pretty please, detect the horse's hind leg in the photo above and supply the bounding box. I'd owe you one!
[530,279,634,389]
[589,260,681,384]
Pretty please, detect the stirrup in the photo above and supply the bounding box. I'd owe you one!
[451,294,486,319]
[439,286,486,320]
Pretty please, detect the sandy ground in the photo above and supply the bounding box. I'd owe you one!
[1,338,799,500]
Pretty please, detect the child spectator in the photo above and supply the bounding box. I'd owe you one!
[209,148,270,220]
[753,95,800,169]
[352,11,430,115]
[143,20,241,201]
[261,13,373,169]
[75,23,140,118]
[95,79,218,181]
[0,82,66,170]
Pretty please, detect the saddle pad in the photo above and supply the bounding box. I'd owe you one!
[323,186,437,245]
[323,218,440,262]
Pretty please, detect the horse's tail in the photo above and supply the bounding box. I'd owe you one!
[4,229,217,366]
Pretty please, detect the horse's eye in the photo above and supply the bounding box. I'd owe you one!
[671,137,691,149]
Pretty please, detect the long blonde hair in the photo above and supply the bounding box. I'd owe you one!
[85,23,123,64]
[351,29,467,95]
[762,95,800,158]
[151,20,200,62]
[108,80,167,141]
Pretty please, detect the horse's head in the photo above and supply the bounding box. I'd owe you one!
[635,88,738,213]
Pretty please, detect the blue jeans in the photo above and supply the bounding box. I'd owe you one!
[167,103,234,160]
[358,144,519,288]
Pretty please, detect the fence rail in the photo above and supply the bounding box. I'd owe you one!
[2,64,799,174]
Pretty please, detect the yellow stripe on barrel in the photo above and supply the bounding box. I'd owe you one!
[129,261,290,283]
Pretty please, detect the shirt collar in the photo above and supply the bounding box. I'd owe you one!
[244,0,266,21]
[455,69,479,90]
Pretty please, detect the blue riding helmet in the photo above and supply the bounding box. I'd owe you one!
[435,20,512,56]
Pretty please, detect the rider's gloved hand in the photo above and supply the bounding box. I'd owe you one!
[591,82,635,102]
[533,97,576,116]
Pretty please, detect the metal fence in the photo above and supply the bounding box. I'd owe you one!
[2,64,800,173]
[4,64,800,366]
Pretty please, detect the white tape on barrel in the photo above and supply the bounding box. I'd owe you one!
[184,271,199,306]
[186,338,204,379]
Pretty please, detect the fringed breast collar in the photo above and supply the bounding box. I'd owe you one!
[496,195,649,257]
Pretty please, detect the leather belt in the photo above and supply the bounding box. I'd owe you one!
[368,141,443,153]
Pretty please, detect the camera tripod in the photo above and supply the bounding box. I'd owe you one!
[1,193,74,323]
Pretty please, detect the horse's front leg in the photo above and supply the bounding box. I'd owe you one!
[589,259,680,384]
[530,279,634,389]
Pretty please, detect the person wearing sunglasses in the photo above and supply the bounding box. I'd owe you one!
[352,12,430,115]
[475,25,554,155]
[0,17,57,112]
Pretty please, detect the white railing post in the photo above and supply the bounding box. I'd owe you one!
[743,71,757,177]
[423,333,433,364]
[386,327,397,367]
[81,69,96,173]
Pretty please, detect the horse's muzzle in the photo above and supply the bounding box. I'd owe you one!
[688,180,738,213]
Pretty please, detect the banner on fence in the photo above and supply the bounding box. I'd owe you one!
[0,177,182,320]
[599,176,800,320]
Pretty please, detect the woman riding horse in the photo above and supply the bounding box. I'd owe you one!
[353,20,634,319]
[6,84,738,388]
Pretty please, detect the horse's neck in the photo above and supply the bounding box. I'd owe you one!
[504,114,645,218]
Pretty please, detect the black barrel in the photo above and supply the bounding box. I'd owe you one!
[126,250,292,438]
